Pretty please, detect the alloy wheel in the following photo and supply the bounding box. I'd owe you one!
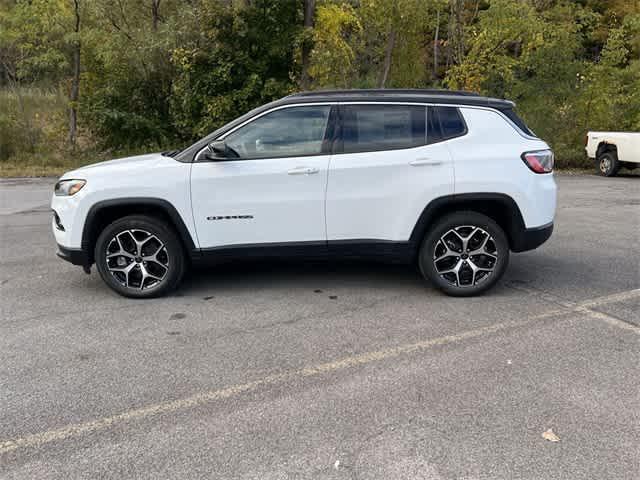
[433,225,498,287]
[600,157,611,174]
[105,229,169,290]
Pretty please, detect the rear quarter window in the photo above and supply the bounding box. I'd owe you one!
[499,108,536,137]
[427,106,467,144]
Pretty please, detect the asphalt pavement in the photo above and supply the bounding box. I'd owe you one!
[1,173,638,479]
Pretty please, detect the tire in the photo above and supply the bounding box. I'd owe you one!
[95,215,186,298]
[418,211,510,297]
[597,150,620,177]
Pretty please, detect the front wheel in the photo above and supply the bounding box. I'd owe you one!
[95,215,186,298]
[418,212,510,297]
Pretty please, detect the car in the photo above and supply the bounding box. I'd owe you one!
[585,131,640,177]
[51,89,556,298]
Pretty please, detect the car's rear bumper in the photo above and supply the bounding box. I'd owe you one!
[57,244,90,267]
[511,222,553,252]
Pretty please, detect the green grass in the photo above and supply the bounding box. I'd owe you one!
[0,86,99,177]
[0,155,95,177]
[0,147,155,177]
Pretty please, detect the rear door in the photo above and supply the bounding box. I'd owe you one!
[190,104,335,249]
[325,103,454,243]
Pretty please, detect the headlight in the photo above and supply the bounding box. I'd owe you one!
[54,179,86,196]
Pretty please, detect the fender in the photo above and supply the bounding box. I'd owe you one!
[409,193,530,253]
[81,197,197,261]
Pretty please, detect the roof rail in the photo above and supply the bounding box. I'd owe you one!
[287,88,480,98]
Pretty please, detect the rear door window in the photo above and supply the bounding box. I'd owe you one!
[340,104,426,153]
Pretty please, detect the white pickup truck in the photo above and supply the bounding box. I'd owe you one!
[585,131,640,176]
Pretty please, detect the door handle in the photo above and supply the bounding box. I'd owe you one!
[287,167,319,175]
[409,158,443,166]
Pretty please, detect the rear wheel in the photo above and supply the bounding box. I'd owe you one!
[95,215,186,298]
[597,150,620,177]
[418,211,509,296]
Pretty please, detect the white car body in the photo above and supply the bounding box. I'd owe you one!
[51,90,557,297]
[586,131,640,164]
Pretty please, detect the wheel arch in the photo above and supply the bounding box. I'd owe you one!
[596,141,617,158]
[409,193,527,254]
[81,198,197,265]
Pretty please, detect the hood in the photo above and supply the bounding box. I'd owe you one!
[62,153,169,179]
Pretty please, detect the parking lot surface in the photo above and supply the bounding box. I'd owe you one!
[1,173,639,479]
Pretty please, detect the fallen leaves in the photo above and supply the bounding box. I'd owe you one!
[542,428,561,442]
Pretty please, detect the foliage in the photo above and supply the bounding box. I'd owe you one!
[169,0,300,140]
[0,0,639,175]
[308,2,362,88]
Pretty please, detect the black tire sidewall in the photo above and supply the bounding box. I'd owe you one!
[598,151,619,177]
[95,215,185,298]
[419,211,510,296]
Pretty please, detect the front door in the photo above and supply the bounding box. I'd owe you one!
[190,104,335,249]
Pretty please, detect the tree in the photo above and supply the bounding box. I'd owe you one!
[170,0,301,139]
[0,0,87,147]
[69,0,81,146]
[308,2,362,88]
[299,0,316,89]
[1,0,639,171]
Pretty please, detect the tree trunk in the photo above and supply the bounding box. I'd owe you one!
[151,0,161,31]
[377,29,396,88]
[300,0,315,89]
[446,0,464,68]
[433,8,440,79]
[69,0,81,147]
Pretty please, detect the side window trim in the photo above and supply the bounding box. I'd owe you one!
[426,106,442,145]
[195,103,337,162]
[332,103,344,154]
[323,105,340,155]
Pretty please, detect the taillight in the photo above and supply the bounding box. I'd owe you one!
[521,149,554,174]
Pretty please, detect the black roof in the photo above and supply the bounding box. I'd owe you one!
[289,88,481,97]
[284,89,514,108]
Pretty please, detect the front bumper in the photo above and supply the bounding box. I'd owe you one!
[511,222,554,253]
[57,244,90,268]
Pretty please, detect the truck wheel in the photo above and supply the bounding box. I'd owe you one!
[95,215,186,298]
[418,211,509,297]
[597,150,620,177]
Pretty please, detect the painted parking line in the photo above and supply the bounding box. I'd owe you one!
[578,288,640,308]
[1,289,638,455]
[577,306,640,334]
[507,284,640,333]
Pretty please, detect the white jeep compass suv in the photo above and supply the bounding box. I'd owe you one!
[51,89,556,298]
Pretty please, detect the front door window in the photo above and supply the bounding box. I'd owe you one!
[224,105,331,159]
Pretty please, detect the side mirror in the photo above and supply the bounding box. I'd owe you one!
[204,140,237,161]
